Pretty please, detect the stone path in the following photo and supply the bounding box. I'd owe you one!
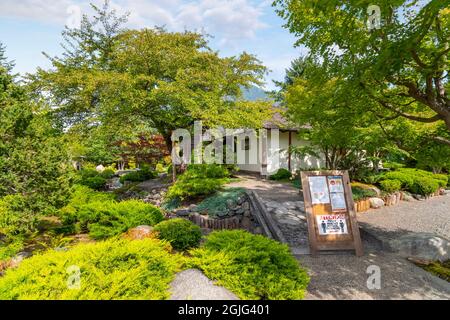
[170,269,239,300]
[227,173,309,248]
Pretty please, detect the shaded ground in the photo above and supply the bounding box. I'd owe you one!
[297,240,450,300]
[228,172,302,202]
[170,269,239,300]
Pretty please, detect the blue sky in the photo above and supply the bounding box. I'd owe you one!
[0,0,307,90]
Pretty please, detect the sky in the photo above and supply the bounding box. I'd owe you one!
[0,0,307,90]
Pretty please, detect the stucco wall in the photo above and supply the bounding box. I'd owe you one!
[236,129,325,174]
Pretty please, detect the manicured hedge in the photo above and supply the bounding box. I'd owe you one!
[0,238,182,300]
[154,218,202,251]
[189,230,310,300]
[379,179,402,194]
[379,168,446,195]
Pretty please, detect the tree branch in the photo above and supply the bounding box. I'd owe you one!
[431,136,450,147]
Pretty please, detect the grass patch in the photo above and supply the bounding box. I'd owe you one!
[418,260,450,282]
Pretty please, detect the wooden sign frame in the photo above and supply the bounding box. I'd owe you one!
[300,170,363,256]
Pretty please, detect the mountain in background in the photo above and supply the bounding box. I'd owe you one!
[241,85,270,101]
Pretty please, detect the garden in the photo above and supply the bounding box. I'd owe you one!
[0,0,449,301]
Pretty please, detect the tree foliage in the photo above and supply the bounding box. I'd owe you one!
[0,44,71,211]
[31,1,273,155]
[273,0,450,145]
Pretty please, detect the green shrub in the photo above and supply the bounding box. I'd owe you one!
[0,238,182,300]
[382,171,414,189]
[119,167,157,184]
[78,169,99,179]
[189,230,310,300]
[410,177,440,196]
[195,188,246,217]
[100,169,115,179]
[154,218,202,251]
[380,168,446,195]
[166,177,226,200]
[269,168,292,181]
[433,174,448,188]
[0,238,24,262]
[79,176,107,190]
[70,200,164,239]
[351,186,378,201]
[185,164,230,179]
[166,165,230,201]
[379,179,402,194]
[0,195,37,240]
[383,161,405,169]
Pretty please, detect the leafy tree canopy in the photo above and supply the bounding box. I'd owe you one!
[273,0,450,145]
[31,1,273,153]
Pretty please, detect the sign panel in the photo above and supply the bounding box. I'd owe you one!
[300,170,364,257]
[316,214,348,235]
[327,176,344,193]
[309,176,330,204]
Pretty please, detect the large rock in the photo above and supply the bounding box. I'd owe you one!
[96,165,105,172]
[385,233,450,262]
[170,269,238,300]
[123,225,154,240]
[369,197,385,209]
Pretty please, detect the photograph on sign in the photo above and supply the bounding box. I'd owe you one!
[327,176,344,193]
[330,192,347,212]
[308,176,330,204]
[316,214,349,235]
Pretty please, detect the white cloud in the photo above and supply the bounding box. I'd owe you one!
[0,0,268,45]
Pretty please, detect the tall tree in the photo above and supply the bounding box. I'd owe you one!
[0,43,71,211]
[31,1,273,154]
[274,0,450,145]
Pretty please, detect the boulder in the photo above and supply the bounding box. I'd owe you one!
[404,193,415,202]
[369,197,385,209]
[95,165,105,172]
[385,233,450,262]
[123,225,154,240]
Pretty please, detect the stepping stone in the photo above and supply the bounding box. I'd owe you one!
[170,269,239,300]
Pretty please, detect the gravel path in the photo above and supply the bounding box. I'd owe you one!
[357,195,450,240]
[297,241,450,300]
[170,269,239,300]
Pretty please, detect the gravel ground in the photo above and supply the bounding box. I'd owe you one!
[357,195,450,240]
[296,240,450,300]
[170,269,239,300]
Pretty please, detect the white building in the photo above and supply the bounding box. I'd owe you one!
[236,113,325,177]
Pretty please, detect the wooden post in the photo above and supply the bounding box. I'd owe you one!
[288,131,292,172]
